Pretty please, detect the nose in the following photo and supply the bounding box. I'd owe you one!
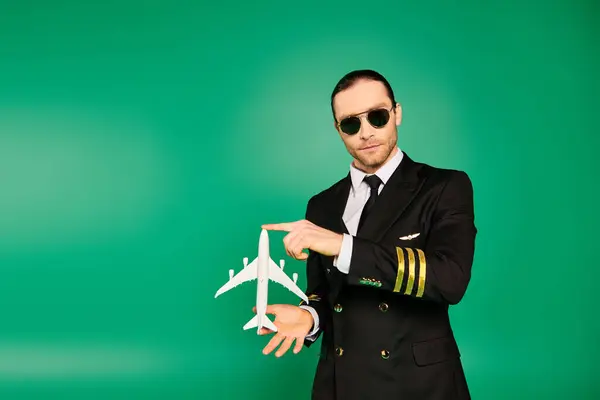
[359,118,376,140]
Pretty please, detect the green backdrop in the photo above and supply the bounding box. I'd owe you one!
[0,1,597,399]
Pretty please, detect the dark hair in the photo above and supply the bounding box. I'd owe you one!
[330,69,396,121]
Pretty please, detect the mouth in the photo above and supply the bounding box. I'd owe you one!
[360,144,381,151]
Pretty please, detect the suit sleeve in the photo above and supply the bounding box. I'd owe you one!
[346,170,476,305]
[298,196,331,347]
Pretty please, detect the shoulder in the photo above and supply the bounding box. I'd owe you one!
[404,156,474,213]
[413,158,473,192]
[413,160,474,213]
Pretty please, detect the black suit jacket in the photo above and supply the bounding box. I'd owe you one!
[300,152,476,400]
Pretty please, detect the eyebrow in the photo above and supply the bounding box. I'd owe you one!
[338,102,391,120]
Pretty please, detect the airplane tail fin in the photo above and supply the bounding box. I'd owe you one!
[242,314,278,333]
[262,315,277,332]
[243,314,258,330]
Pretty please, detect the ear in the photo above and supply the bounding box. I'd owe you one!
[333,120,342,136]
[394,102,402,126]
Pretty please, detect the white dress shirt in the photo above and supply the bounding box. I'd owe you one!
[300,147,404,339]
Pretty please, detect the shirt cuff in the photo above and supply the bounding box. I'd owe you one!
[299,305,320,340]
[332,233,352,274]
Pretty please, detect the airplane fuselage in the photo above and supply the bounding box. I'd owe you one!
[256,229,270,332]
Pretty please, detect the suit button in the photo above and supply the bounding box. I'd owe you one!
[379,302,389,312]
[381,350,389,359]
[334,304,343,312]
[335,347,344,356]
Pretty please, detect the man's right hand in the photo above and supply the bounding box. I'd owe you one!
[253,304,314,357]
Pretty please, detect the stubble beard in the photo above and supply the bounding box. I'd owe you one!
[352,137,397,172]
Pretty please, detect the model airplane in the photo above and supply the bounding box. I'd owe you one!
[214,229,309,334]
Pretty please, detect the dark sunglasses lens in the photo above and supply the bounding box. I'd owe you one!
[368,109,390,127]
[339,117,361,134]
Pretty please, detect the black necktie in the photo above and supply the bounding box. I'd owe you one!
[357,174,382,233]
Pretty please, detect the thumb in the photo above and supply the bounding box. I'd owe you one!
[265,304,282,315]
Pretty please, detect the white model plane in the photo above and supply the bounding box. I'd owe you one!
[214,229,309,334]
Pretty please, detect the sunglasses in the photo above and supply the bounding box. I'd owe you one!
[337,106,394,135]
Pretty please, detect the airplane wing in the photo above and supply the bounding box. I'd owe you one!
[214,257,258,298]
[268,259,309,303]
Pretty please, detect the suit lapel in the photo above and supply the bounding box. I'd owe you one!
[357,153,427,242]
[328,173,351,235]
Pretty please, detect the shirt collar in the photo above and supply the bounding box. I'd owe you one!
[349,147,403,192]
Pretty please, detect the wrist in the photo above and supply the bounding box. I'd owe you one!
[300,308,314,329]
[334,233,344,256]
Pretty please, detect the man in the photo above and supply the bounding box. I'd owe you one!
[259,69,477,400]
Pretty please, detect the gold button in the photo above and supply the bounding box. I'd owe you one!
[381,350,389,359]
[379,302,389,312]
[335,347,344,356]
[334,304,343,312]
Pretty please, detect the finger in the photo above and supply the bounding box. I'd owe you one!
[262,222,297,231]
[275,336,296,357]
[289,232,309,260]
[293,336,304,354]
[263,333,285,355]
[286,231,304,259]
[258,327,274,335]
[264,304,281,315]
[282,231,299,258]
[285,227,306,258]
[290,241,305,260]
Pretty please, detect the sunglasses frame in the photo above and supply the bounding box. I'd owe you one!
[336,104,396,135]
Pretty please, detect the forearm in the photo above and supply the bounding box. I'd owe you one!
[346,237,473,304]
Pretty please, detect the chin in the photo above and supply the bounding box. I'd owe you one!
[367,152,387,164]
[359,157,385,170]
[352,146,391,169]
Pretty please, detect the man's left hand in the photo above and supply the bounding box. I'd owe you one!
[261,220,343,260]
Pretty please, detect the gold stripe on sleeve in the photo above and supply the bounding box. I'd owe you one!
[404,248,416,295]
[393,247,405,292]
[415,249,426,297]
